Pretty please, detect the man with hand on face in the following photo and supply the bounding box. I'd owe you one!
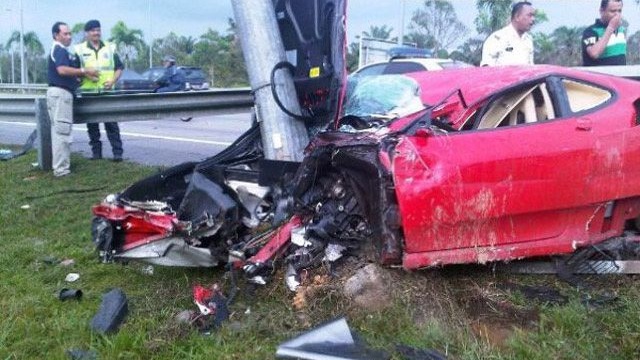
[481,1,536,66]
[74,19,125,161]
[47,21,99,177]
[582,0,627,66]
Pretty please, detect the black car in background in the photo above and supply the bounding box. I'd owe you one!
[141,66,210,91]
[181,67,210,90]
[113,69,157,93]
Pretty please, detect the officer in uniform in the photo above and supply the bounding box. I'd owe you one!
[74,19,125,161]
[155,55,186,93]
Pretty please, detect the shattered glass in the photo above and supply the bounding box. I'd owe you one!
[344,75,425,120]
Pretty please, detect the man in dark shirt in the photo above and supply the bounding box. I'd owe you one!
[582,0,627,66]
[47,21,98,177]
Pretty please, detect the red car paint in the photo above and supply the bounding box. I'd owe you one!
[388,65,640,269]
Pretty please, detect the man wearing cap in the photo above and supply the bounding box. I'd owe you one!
[155,55,186,93]
[74,19,125,161]
[47,21,99,177]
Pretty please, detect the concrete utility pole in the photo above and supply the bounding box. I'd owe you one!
[19,0,25,84]
[232,0,309,161]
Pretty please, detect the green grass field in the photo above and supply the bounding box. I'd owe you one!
[1,149,639,359]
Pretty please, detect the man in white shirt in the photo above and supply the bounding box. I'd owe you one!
[481,2,536,66]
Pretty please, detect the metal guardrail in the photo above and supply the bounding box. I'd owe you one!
[0,88,254,170]
[0,83,48,94]
[573,64,640,81]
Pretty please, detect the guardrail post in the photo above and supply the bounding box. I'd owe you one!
[35,98,52,171]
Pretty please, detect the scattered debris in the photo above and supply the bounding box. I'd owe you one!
[343,264,391,311]
[65,273,80,282]
[276,317,389,359]
[175,310,197,325]
[90,288,129,334]
[65,349,97,360]
[60,259,76,267]
[293,274,331,311]
[192,284,230,330]
[0,130,36,161]
[140,265,154,276]
[59,288,83,301]
[395,344,447,360]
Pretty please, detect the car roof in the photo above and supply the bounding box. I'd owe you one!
[406,64,633,106]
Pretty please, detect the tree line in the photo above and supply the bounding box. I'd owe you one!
[0,0,638,85]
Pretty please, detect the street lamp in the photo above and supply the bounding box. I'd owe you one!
[19,0,25,84]
[148,0,153,67]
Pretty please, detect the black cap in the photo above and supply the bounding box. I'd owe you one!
[84,20,101,31]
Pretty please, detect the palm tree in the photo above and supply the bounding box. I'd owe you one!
[109,21,145,68]
[6,31,43,83]
[363,25,394,40]
[475,0,512,36]
[177,36,197,55]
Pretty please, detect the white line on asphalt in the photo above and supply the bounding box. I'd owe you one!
[0,120,233,146]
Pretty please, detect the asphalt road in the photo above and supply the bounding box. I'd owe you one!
[0,112,253,166]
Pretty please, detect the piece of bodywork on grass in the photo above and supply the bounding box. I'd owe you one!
[275,317,389,360]
[92,59,640,276]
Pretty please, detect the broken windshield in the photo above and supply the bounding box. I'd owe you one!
[343,75,425,121]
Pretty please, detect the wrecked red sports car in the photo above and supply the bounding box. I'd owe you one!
[91,64,640,281]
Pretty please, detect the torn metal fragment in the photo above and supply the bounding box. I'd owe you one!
[276,317,389,359]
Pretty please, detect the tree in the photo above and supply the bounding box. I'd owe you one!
[451,37,484,65]
[362,25,393,40]
[475,0,512,36]
[628,30,640,65]
[408,0,467,54]
[109,21,146,68]
[6,31,44,83]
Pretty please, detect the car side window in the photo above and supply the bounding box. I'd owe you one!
[356,64,386,76]
[561,79,612,113]
[383,62,425,75]
[475,81,556,129]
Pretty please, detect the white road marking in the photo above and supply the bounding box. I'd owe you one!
[0,120,232,146]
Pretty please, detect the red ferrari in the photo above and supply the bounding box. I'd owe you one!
[91,64,640,281]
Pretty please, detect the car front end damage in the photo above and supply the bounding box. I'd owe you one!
[91,125,407,284]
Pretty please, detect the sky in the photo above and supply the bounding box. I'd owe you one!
[0,0,638,59]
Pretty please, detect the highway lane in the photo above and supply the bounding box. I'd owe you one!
[0,112,253,166]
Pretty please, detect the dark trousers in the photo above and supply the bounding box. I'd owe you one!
[87,122,123,157]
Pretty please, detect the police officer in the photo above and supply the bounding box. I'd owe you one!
[155,55,186,93]
[74,19,125,161]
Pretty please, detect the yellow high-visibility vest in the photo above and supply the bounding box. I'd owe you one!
[74,41,117,91]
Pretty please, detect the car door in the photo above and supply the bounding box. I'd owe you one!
[392,76,601,263]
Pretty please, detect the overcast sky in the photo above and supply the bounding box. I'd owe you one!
[0,0,637,59]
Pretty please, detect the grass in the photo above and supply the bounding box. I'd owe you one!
[1,149,640,359]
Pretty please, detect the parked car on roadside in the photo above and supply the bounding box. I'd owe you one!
[141,66,210,91]
[113,68,157,93]
[354,57,473,76]
[181,67,210,90]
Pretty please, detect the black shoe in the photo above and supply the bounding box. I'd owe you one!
[112,155,123,162]
[91,153,102,160]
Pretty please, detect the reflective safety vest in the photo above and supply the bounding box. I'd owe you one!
[74,41,117,91]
